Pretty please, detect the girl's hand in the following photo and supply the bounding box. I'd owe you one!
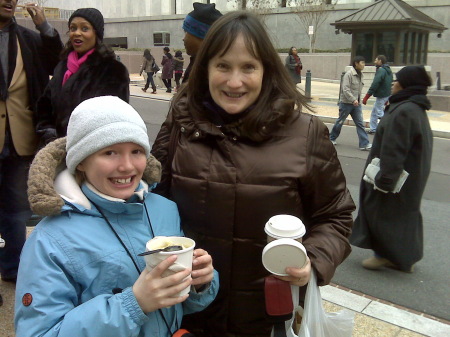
[191,249,214,290]
[132,255,192,313]
[274,256,312,287]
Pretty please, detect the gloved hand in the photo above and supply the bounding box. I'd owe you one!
[362,93,371,105]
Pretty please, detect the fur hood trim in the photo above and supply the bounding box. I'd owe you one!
[28,137,161,216]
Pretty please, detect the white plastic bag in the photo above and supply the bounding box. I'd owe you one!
[285,270,354,337]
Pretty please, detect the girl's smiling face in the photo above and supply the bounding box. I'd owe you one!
[207,34,264,115]
[77,143,147,200]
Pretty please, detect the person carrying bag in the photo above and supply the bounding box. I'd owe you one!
[281,270,354,337]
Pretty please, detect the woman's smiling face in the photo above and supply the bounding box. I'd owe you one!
[207,34,264,115]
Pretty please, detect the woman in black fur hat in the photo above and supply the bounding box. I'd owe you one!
[35,7,130,147]
[351,66,434,273]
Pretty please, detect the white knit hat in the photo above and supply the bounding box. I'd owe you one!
[66,96,150,173]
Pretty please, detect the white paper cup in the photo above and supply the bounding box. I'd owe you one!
[264,215,306,243]
[144,236,195,296]
[262,238,307,276]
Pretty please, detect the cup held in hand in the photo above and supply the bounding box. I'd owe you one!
[144,236,195,296]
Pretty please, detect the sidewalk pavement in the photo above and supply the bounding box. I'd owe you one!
[1,76,449,337]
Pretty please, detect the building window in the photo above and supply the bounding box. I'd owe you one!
[401,32,408,65]
[153,32,170,46]
[376,32,396,63]
[409,32,416,64]
[355,32,374,62]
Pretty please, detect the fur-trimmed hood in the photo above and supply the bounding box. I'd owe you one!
[28,137,161,216]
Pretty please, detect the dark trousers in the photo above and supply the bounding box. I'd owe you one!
[162,78,172,92]
[0,133,32,278]
[175,72,183,89]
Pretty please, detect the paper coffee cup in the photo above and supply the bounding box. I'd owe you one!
[262,238,307,276]
[264,215,306,243]
[144,236,195,296]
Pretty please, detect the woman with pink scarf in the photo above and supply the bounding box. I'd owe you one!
[35,8,129,147]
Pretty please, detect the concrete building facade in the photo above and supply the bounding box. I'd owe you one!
[42,0,449,53]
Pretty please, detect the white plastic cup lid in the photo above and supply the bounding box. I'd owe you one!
[262,238,307,276]
[264,215,306,239]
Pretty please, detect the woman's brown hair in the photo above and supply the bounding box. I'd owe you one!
[174,11,311,141]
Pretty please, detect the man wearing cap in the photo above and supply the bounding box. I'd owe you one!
[0,0,62,284]
[181,2,222,83]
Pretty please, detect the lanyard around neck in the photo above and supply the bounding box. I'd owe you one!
[87,198,178,336]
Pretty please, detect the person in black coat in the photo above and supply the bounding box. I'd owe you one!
[35,8,129,146]
[0,1,62,284]
[350,66,433,273]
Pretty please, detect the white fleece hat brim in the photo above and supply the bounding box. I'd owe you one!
[66,96,150,173]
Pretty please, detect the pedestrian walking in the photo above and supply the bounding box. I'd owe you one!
[285,46,302,84]
[0,0,62,284]
[140,49,157,94]
[173,50,184,92]
[35,8,129,147]
[329,56,372,150]
[181,2,222,83]
[161,47,174,93]
[351,66,433,273]
[362,55,393,134]
[15,96,219,337]
[151,11,354,336]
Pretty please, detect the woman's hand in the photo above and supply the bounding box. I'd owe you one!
[132,255,192,313]
[274,256,312,287]
[191,249,214,290]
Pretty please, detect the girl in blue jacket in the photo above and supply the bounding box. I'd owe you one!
[15,96,219,337]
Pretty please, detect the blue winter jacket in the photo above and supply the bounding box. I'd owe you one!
[15,168,219,337]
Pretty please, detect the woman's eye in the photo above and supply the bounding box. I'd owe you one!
[217,63,228,70]
[104,151,115,156]
[243,64,256,72]
[132,149,144,155]
[82,27,90,32]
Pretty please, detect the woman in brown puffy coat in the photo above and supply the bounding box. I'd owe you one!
[151,11,355,337]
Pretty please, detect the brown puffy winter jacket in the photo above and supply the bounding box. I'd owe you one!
[151,96,355,336]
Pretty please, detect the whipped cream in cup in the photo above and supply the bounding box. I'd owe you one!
[144,236,195,296]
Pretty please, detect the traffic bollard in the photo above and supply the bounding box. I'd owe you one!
[305,70,311,101]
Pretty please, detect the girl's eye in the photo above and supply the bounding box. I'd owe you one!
[104,150,115,156]
[132,149,144,155]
